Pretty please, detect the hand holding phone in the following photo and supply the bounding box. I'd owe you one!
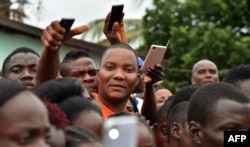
[59,18,75,41]
[108,4,124,31]
[140,43,169,71]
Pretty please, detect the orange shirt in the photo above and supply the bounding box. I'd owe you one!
[92,93,115,120]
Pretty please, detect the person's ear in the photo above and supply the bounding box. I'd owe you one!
[136,71,142,86]
[189,121,202,145]
[170,122,182,139]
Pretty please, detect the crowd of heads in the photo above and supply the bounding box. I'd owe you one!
[1,9,250,147]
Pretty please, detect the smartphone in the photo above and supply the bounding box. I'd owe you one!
[59,18,75,41]
[102,115,138,147]
[141,42,169,71]
[108,4,124,31]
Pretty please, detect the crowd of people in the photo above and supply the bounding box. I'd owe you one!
[0,8,250,147]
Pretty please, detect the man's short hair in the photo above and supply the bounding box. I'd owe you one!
[222,64,250,87]
[166,102,189,137]
[168,85,197,116]
[100,43,138,67]
[2,47,39,77]
[192,59,217,75]
[60,49,91,76]
[187,82,249,126]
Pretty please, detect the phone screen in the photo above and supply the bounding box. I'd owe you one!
[108,4,124,31]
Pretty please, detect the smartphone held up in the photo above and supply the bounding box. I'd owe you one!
[140,40,170,71]
[108,4,124,31]
[59,18,75,42]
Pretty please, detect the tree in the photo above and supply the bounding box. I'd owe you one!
[81,18,142,47]
[0,0,31,22]
[139,0,250,92]
[81,0,145,47]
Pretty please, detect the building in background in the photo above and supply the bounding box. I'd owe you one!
[0,17,106,74]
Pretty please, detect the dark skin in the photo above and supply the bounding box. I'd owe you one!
[189,99,250,147]
[37,21,88,86]
[4,53,38,90]
[103,12,164,124]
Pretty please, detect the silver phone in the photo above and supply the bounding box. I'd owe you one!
[102,115,139,147]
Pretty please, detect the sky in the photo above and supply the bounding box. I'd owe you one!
[24,0,153,30]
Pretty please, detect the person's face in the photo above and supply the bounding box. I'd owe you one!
[74,110,103,138]
[155,115,169,147]
[4,52,39,90]
[0,91,50,146]
[47,125,65,147]
[98,48,139,104]
[191,61,219,87]
[125,99,136,114]
[137,123,156,147]
[190,99,250,147]
[65,57,98,93]
[155,89,172,111]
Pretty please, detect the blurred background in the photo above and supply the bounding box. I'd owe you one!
[1,0,250,92]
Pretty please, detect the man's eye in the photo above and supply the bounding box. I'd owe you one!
[74,72,83,78]
[209,70,217,74]
[125,68,134,73]
[198,70,205,74]
[105,66,114,70]
[225,127,241,131]
[12,69,22,74]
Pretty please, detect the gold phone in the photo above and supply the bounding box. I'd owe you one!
[141,42,169,71]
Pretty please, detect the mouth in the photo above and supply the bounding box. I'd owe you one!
[109,84,126,90]
[203,81,214,84]
[22,82,34,89]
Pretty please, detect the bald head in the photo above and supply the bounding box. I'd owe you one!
[191,59,219,87]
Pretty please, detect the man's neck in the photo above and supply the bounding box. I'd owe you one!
[99,94,128,113]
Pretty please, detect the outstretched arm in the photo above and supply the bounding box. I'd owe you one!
[36,20,88,86]
[141,64,164,124]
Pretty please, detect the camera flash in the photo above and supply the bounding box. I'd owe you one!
[109,128,119,140]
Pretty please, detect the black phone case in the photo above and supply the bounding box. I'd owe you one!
[108,5,124,31]
[59,18,75,41]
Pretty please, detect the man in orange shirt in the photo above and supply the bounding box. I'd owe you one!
[92,43,140,119]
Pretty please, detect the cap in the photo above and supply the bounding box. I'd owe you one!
[138,57,144,68]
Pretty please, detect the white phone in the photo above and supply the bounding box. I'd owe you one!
[141,41,169,71]
[102,115,139,147]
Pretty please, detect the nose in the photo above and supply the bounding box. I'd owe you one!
[21,69,34,81]
[113,69,125,80]
[205,71,212,78]
[82,73,94,83]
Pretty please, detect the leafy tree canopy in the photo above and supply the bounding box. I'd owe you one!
[139,0,250,92]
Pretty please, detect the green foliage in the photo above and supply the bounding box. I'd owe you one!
[82,18,142,46]
[139,0,250,92]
